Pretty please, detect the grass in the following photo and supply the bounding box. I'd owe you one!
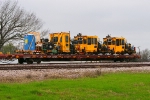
[0,72,150,100]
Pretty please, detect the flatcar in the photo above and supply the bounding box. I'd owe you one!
[14,31,140,64]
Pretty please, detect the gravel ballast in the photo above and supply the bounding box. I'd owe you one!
[0,66,150,82]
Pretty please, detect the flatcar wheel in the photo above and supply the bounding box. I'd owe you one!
[30,61,33,64]
[18,58,24,64]
[27,61,33,64]
[126,59,130,62]
[37,60,41,64]
[26,59,33,64]
[120,59,124,62]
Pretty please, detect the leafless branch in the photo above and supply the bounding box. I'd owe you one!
[40,29,50,38]
[0,0,44,49]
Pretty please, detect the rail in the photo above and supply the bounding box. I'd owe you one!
[0,62,150,70]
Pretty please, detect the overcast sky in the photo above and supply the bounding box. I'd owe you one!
[17,0,150,51]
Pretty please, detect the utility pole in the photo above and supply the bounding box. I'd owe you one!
[137,46,140,55]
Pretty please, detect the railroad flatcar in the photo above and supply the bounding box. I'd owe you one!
[14,31,140,64]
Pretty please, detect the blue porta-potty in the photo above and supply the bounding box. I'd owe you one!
[24,34,36,50]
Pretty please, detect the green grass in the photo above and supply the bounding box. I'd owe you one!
[0,72,150,100]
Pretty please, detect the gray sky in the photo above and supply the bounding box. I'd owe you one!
[18,0,150,51]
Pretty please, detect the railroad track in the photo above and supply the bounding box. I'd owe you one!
[0,62,150,70]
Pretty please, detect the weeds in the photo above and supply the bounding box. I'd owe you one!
[0,69,103,83]
[44,74,48,78]
[82,69,101,78]
[26,74,32,79]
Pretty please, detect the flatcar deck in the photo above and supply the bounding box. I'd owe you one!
[0,53,141,64]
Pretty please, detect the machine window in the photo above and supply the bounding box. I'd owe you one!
[54,37,58,42]
[83,39,86,44]
[103,41,107,45]
[94,38,97,44]
[88,38,91,45]
[78,41,82,44]
[72,40,77,44]
[122,39,125,45]
[107,38,111,45]
[65,35,68,42]
[116,39,119,46]
[112,40,115,45]
[108,42,111,45]
[119,39,121,45]
[91,38,94,44]
[78,37,82,44]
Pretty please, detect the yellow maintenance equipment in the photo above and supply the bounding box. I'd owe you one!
[73,33,98,53]
[103,35,126,54]
[49,32,70,53]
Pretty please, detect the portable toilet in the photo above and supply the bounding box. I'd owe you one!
[24,34,36,50]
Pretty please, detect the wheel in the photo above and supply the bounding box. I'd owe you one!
[18,58,24,64]
[37,60,41,64]
[26,59,33,64]
[126,59,130,62]
[27,60,33,64]
[120,59,124,62]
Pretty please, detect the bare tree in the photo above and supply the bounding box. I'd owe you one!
[0,0,43,50]
[140,49,150,62]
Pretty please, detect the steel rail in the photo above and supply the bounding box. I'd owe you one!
[0,63,150,70]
